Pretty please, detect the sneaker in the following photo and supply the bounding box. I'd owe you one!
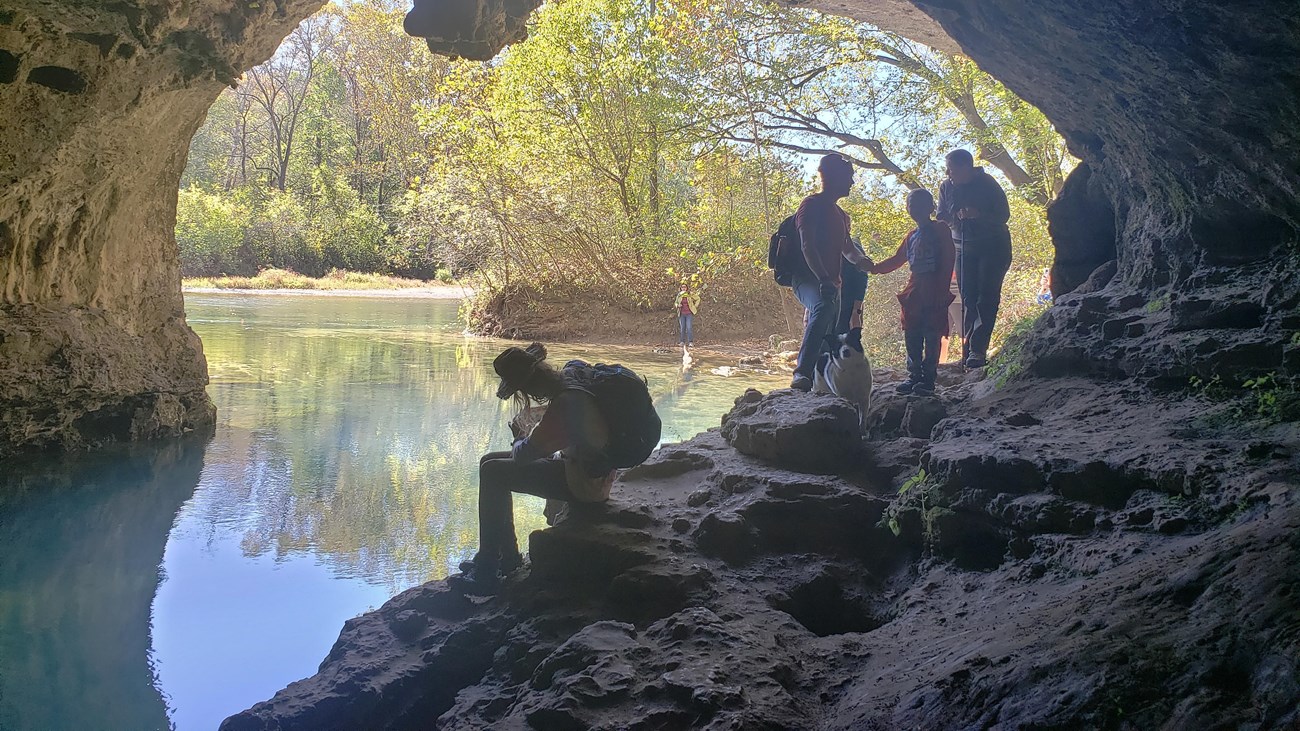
[896,379,917,394]
[790,375,813,392]
[965,353,987,369]
[912,381,935,396]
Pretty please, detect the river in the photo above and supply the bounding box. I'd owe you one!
[0,293,787,730]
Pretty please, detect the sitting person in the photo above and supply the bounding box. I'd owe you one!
[870,189,956,395]
[460,343,659,591]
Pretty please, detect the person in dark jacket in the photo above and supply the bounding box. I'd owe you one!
[936,149,1012,369]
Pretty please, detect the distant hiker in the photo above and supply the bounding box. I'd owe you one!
[870,189,956,395]
[460,343,661,592]
[790,154,873,391]
[937,149,1012,369]
[674,281,700,351]
[1036,267,1053,304]
[838,236,871,333]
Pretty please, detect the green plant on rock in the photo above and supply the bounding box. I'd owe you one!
[882,467,943,548]
[1145,294,1169,313]
[1242,373,1299,423]
[1188,373,1230,401]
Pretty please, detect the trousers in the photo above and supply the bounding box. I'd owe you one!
[792,274,840,378]
[477,451,577,560]
[957,238,1012,358]
[905,328,941,385]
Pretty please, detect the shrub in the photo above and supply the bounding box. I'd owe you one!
[176,187,243,276]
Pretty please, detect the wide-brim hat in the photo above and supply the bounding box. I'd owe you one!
[493,343,547,399]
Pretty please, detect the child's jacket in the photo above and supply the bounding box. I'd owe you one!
[872,219,956,332]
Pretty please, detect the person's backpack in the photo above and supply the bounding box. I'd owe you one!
[767,215,807,287]
[562,360,662,470]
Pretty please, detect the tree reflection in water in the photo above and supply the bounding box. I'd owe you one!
[2,294,788,730]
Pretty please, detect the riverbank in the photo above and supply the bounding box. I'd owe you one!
[182,268,467,294]
[183,286,472,299]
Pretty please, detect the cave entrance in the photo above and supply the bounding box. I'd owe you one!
[177,0,1073,368]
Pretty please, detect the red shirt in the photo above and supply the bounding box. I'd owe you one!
[872,219,956,333]
[794,193,852,288]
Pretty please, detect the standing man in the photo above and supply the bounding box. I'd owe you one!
[937,149,1012,369]
[790,154,873,391]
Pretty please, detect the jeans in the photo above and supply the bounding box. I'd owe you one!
[477,451,577,562]
[957,238,1012,358]
[678,313,694,345]
[793,274,840,378]
[905,329,941,385]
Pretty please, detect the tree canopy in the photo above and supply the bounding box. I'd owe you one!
[178,0,1072,359]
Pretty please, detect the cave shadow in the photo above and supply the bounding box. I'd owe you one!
[0,432,211,731]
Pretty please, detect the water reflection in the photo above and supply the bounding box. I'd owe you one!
[0,437,209,731]
[2,294,788,730]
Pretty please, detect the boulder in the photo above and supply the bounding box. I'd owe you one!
[720,390,864,474]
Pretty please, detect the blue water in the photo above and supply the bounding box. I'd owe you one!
[0,294,784,730]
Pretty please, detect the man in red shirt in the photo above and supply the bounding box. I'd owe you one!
[790,154,873,391]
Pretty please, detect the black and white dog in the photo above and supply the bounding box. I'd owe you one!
[812,327,873,429]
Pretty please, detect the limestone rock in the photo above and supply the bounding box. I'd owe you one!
[222,383,1300,730]
[720,389,864,474]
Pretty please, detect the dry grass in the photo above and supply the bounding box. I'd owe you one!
[184,268,448,291]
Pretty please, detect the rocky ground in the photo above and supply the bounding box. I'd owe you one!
[222,357,1300,730]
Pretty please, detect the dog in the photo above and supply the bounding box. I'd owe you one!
[812,327,873,429]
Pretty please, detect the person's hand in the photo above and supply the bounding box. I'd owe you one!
[509,418,525,440]
[856,257,875,273]
[958,206,981,220]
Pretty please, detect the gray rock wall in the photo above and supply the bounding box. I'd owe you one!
[0,0,324,455]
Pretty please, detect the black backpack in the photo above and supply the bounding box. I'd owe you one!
[562,360,662,470]
[767,215,807,287]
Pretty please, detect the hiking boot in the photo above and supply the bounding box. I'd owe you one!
[912,381,935,396]
[896,379,918,394]
[965,353,987,369]
[790,375,813,392]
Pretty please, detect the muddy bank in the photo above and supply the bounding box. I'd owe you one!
[466,282,802,347]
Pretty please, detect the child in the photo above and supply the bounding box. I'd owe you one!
[870,189,956,395]
[674,280,701,351]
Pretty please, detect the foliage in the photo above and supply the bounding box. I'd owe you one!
[176,187,243,276]
[177,0,1068,352]
[984,305,1048,388]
